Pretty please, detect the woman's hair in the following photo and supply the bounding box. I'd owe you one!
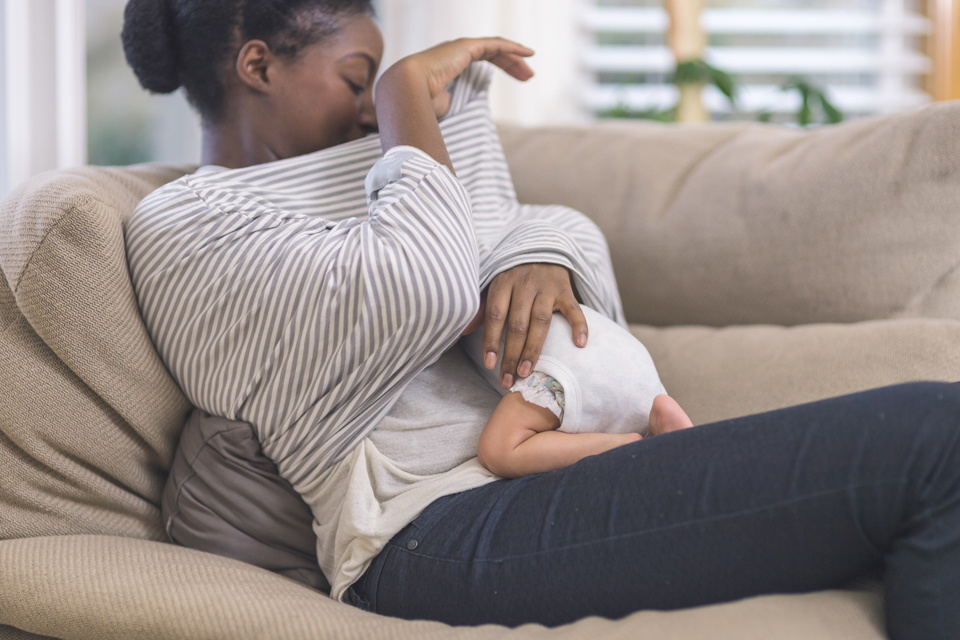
[122,0,375,123]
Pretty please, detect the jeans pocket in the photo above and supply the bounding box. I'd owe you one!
[396,487,477,546]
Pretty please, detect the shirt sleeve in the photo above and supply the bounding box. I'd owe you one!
[476,204,627,328]
[126,147,480,488]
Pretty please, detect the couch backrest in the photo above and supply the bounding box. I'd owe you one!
[500,100,960,327]
[0,165,192,541]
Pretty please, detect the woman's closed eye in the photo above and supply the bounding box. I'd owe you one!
[343,76,367,95]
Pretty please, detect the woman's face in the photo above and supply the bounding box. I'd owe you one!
[265,13,383,158]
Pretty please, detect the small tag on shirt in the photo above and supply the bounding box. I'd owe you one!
[365,150,418,202]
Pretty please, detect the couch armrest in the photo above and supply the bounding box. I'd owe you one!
[499,103,960,327]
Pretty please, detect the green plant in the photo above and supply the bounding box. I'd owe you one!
[599,65,844,129]
[780,77,844,126]
[672,59,738,105]
[599,104,676,122]
[599,58,738,122]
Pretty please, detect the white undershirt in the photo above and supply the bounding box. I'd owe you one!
[306,344,502,602]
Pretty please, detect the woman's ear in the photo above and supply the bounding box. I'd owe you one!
[236,40,274,92]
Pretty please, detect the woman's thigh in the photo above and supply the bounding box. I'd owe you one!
[351,382,960,637]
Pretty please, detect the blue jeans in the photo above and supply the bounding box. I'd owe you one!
[347,382,960,639]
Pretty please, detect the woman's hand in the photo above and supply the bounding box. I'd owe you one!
[375,38,534,172]
[476,264,589,390]
[405,37,535,118]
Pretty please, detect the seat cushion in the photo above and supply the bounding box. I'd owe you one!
[0,536,885,640]
[631,317,960,425]
[0,165,192,541]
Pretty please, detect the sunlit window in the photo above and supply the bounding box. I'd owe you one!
[0,2,7,198]
[583,0,933,123]
[86,0,200,166]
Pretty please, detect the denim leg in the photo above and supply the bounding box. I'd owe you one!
[354,382,960,637]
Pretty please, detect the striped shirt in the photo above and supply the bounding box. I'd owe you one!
[126,63,625,495]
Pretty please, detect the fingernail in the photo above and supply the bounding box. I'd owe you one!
[577,331,587,347]
[518,361,532,377]
[484,352,496,369]
[501,373,514,389]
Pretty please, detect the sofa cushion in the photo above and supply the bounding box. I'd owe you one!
[0,536,885,640]
[632,318,960,425]
[0,165,192,541]
[500,101,960,327]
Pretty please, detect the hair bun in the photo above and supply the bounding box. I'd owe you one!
[122,0,181,94]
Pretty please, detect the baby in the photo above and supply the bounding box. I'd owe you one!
[462,306,693,478]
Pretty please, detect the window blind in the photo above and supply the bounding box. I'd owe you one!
[582,0,933,119]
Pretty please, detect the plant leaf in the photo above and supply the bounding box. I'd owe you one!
[820,94,844,124]
[673,59,709,85]
[798,92,811,126]
[706,64,738,104]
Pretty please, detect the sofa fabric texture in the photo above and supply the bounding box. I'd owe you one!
[0,166,193,544]
[2,101,960,638]
[0,536,886,640]
[498,102,960,327]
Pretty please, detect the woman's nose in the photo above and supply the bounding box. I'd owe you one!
[360,91,378,133]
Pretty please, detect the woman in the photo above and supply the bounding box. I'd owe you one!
[121,1,960,637]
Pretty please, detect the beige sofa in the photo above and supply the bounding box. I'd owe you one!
[3,102,960,639]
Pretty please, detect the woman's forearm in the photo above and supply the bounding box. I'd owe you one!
[375,61,454,174]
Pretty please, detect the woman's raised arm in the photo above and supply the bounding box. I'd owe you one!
[375,38,534,173]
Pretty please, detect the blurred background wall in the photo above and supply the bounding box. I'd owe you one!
[1,0,958,199]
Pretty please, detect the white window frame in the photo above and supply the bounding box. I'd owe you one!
[581,2,933,118]
[378,0,587,126]
[0,2,7,199]
[1,0,85,200]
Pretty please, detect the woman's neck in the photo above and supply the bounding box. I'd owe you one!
[200,114,281,169]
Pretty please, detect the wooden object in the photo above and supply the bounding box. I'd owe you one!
[930,0,960,100]
[665,0,708,122]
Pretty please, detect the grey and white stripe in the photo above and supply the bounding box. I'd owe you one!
[126,63,625,492]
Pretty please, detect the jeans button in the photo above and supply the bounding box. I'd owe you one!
[407,539,419,551]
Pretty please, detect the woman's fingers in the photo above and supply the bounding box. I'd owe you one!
[481,264,587,389]
[557,290,588,348]
[417,38,535,100]
[516,293,554,378]
[487,52,534,81]
[482,274,512,372]
[470,39,535,81]
[500,283,538,388]
[467,37,534,63]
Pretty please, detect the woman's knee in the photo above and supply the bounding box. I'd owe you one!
[877,381,960,461]
[889,381,960,419]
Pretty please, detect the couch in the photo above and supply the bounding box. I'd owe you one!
[3,102,960,639]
